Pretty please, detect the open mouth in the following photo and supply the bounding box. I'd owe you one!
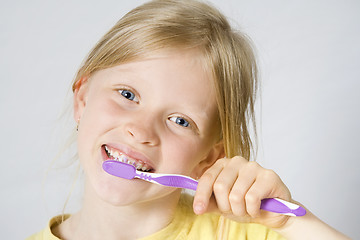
[103,145,154,172]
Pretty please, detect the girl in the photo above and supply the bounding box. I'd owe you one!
[28,0,349,239]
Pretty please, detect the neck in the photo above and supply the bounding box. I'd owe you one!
[56,180,181,240]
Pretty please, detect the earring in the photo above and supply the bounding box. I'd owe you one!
[76,118,80,131]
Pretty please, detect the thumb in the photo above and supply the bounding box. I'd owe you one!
[193,194,219,215]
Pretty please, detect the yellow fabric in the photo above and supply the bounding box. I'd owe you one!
[26,215,71,240]
[27,196,285,240]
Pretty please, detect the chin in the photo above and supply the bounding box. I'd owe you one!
[90,171,146,206]
[90,173,180,208]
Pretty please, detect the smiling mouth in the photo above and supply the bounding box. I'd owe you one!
[103,145,154,172]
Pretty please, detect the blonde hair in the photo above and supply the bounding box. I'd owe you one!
[72,0,258,160]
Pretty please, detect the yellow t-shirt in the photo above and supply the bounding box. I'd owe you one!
[27,197,285,240]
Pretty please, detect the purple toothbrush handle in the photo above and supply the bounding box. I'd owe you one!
[260,198,306,216]
[151,175,198,191]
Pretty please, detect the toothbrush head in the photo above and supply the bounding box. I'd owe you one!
[102,160,137,179]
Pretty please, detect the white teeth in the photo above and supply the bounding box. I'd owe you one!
[105,145,152,172]
[137,162,143,169]
[128,159,135,166]
[119,155,128,162]
[113,151,120,158]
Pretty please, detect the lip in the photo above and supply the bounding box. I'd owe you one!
[101,143,155,170]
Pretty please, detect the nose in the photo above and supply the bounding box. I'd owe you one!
[124,117,160,146]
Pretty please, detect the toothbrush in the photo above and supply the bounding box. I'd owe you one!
[102,160,306,216]
[103,160,198,190]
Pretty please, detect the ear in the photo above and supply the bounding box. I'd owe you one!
[73,76,89,122]
[191,141,225,179]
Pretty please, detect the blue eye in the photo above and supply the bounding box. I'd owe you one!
[169,116,190,127]
[119,90,138,102]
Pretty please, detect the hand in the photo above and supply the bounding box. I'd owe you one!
[193,156,292,228]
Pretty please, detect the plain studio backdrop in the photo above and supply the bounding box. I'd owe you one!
[0,0,359,239]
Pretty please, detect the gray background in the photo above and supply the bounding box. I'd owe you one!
[1,0,359,239]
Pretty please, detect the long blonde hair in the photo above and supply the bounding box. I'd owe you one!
[72,0,258,160]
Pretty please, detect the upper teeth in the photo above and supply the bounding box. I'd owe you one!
[105,145,151,172]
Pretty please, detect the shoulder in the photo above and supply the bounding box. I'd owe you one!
[26,215,70,240]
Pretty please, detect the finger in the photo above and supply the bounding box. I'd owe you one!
[212,160,240,213]
[193,160,225,215]
[245,169,288,218]
[244,180,264,218]
[228,162,258,216]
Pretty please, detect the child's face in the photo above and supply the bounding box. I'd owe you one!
[74,50,222,206]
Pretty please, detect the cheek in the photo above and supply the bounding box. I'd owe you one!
[162,136,210,174]
[79,92,121,134]
[77,98,116,156]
